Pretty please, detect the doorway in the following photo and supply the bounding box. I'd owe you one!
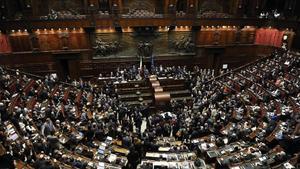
[53,52,80,81]
[58,59,70,80]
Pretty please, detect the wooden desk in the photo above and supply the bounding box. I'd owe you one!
[50,85,59,98]
[75,90,82,104]
[154,92,170,104]
[266,121,282,143]
[15,160,33,169]
[23,80,35,96]
[63,87,71,103]
[154,87,163,92]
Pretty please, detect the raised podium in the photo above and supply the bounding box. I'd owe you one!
[149,75,171,105]
[154,92,171,103]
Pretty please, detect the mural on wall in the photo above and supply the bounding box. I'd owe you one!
[94,38,121,57]
[94,28,194,58]
[172,35,195,53]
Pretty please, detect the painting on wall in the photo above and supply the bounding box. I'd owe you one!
[94,27,195,58]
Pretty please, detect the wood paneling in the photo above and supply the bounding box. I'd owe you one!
[0,44,275,79]
[197,45,276,70]
[6,30,90,52]
[240,27,256,44]
[0,18,299,31]
[95,18,114,27]
[0,19,90,30]
[37,30,62,51]
[197,29,214,45]
[119,18,173,27]
[9,32,32,52]
[68,31,89,49]
[196,27,237,46]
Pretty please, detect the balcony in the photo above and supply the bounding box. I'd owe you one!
[0,16,299,30]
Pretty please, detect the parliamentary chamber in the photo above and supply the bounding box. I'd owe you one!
[1,1,300,169]
[0,0,299,80]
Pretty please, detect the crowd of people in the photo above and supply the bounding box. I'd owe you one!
[0,50,299,169]
[123,9,162,18]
